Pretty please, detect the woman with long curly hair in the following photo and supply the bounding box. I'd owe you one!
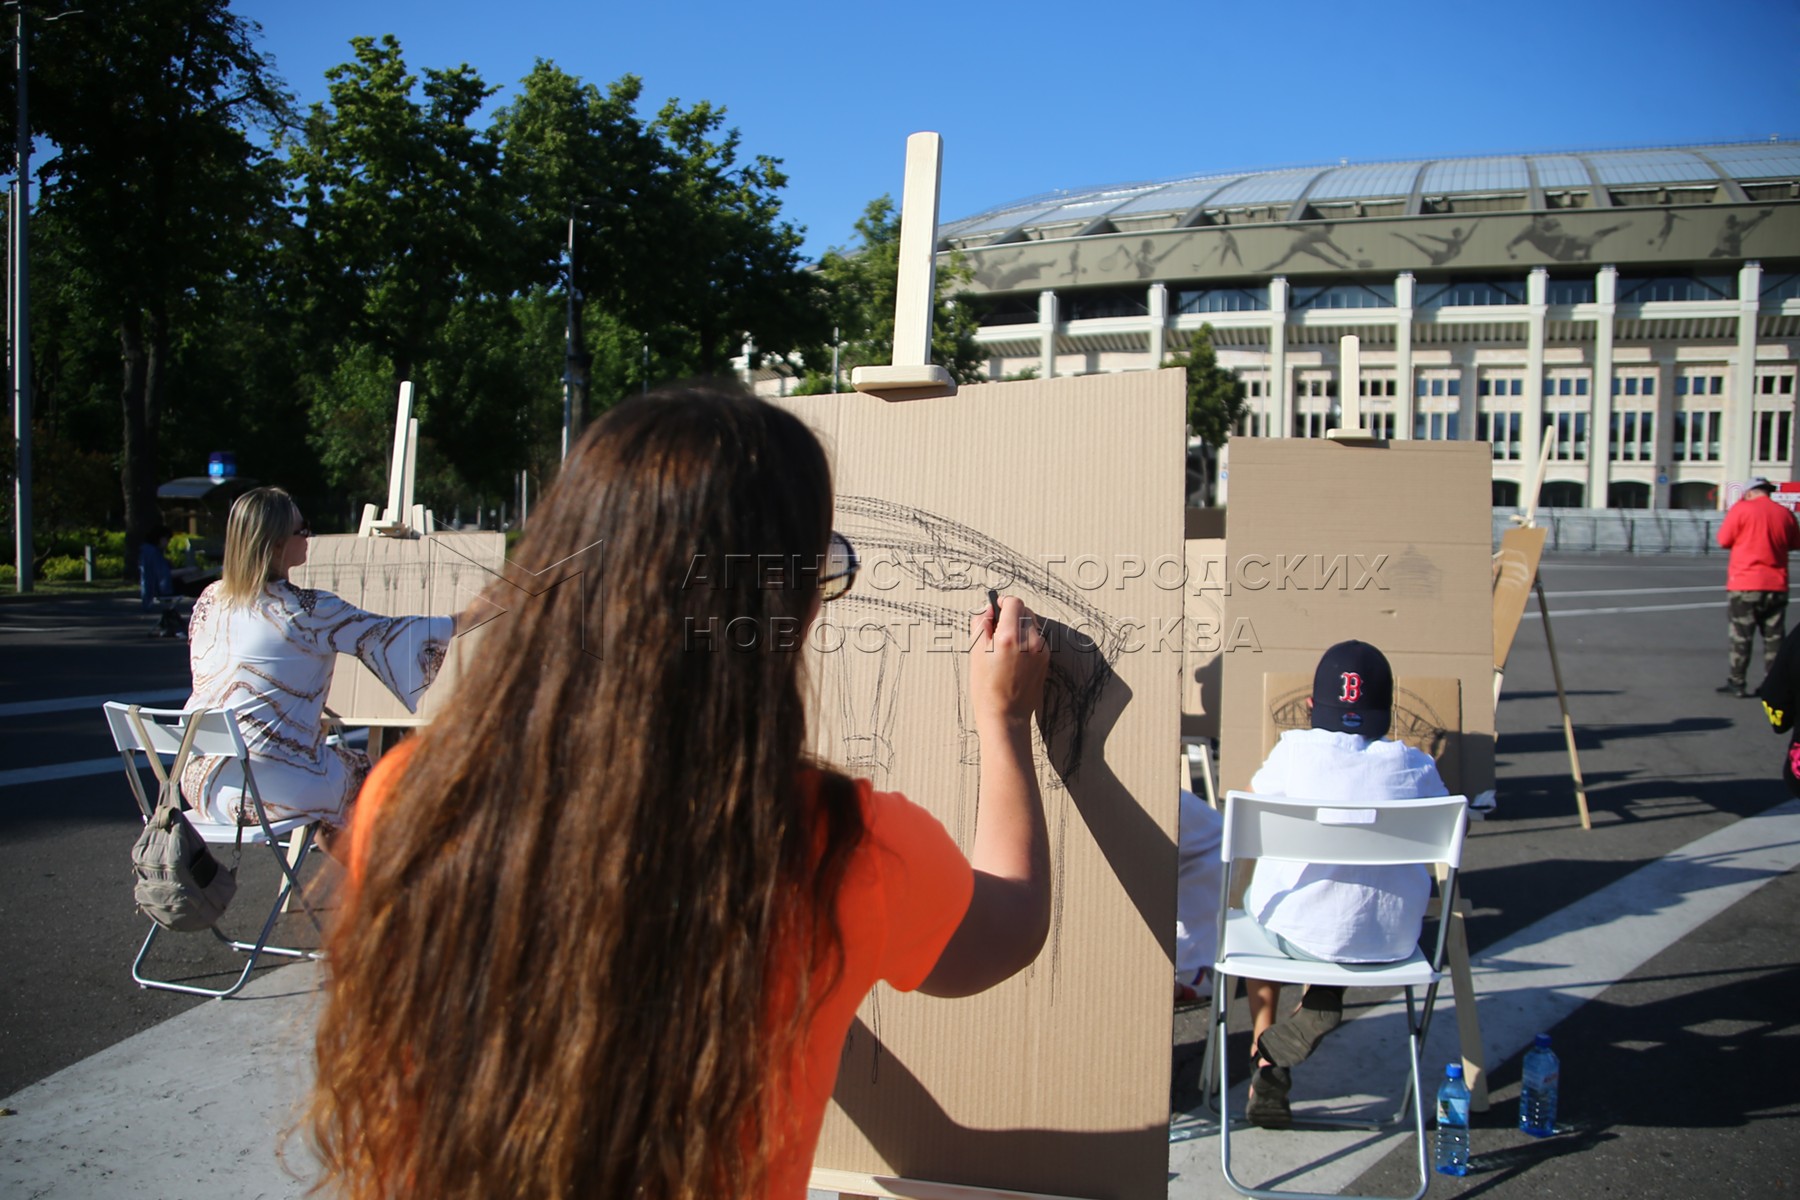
[307,385,1052,1199]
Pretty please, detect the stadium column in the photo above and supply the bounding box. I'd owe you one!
[1270,276,1290,437]
[1394,272,1415,440]
[1522,267,1549,492]
[1726,260,1762,486]
[1652,350,1675,510]
[1039,288,1058,380]
[1148,282,1167,367]
[1588,266,1618,505]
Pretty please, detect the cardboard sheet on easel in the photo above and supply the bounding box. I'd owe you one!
[777,370,1183,1200]
[1260,673,1465,793]
[1218,439,1495,799]
[1493,525,1548,672]
[288,531,504,724]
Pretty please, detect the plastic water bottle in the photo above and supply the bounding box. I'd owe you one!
[1519,1033,1560,1137]
[1434,1063,1471,1176]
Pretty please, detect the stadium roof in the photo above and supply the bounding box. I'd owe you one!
[940,141,1800,249]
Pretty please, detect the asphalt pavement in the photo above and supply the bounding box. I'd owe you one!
[3,557,1798,1198]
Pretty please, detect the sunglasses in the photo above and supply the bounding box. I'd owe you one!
[821,531,858,602]
[292,523,312,539]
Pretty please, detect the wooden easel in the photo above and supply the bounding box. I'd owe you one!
[355,381,434,538]
[810,132,1105,1200]
[1494,433,1592,830]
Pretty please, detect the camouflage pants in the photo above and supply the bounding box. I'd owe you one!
[1727,590,1788,689]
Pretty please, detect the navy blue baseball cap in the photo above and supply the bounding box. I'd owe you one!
[1310,640,1393,739]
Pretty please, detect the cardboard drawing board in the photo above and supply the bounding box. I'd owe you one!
[1493,525,1548,673]
[1219,438,1496,800]
[288,531,505,724]
[776,370,1183,1200]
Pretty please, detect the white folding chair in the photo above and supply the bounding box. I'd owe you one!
[1200,789,1469,1200]
[103,702,324,999]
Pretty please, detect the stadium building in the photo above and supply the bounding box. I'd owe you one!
[761,141,1800,510]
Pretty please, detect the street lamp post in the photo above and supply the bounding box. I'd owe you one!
[561,210,576,462]
[561,201,595,462]
[11,3,31,591]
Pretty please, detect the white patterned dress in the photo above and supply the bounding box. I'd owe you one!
[182,581,453,826]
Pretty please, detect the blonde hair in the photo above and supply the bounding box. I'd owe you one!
[220,486,301,606]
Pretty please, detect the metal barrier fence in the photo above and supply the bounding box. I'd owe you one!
[1491,508,1722,555]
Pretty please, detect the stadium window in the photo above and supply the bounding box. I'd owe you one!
[1672,407,1723,463]
[1478,369,1524,409]
[1177,285,1270,314]
[1761,272,1800,305]
[1478,411,1522,461]
[1677,369,1728,400]
[1546,278,1596,305]
[1063,288,1150,321]
[1608,410,1655,463]
[1755,411,1793,464]
[1616,274,1737,303]
[1290,281,1395,311]
[1416,279,1527,307]
[1754,369,1794,397]
[1541,481,1586,508]
[1414,411,1459,441]
[1540,412,1589,461]
[1293,409,1339,438]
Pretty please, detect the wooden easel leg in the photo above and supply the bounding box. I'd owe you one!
[1428,887,1488,1113]
[1534,578,1592,830]
[1447,900,1487,1112]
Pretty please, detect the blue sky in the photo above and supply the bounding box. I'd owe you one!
[237,0,1798,260]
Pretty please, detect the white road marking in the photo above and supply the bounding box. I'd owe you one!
[1523,600,1723,618]
[1541,585,1718,597]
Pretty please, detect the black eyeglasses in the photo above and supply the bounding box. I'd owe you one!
[821,531,858,602]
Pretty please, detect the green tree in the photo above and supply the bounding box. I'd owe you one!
[282,35,528,502]
[283,35,513,388]
[639,98,829,379]
[795,196,983,393]
[491,63,660,434]
[1165,323,1245,444]
[497,66,832,430]
[26,0,292,567]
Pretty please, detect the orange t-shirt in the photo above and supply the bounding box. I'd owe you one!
[348,743,973,1199]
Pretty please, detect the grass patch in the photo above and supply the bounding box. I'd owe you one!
[0,579,139,601]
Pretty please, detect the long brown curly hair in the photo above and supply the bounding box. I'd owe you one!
[307,385,866,1199]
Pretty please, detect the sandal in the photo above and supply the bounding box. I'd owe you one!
[1255,986,1343,1068]
[1245,1062,1292,1129]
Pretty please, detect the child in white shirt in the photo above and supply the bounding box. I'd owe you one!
[1243,640,1448,1129]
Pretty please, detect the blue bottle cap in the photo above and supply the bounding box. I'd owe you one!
[1445,1063,1463,1079]
[1534,1033,1552,1048]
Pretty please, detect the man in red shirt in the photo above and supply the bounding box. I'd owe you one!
[1717,477,1800,697]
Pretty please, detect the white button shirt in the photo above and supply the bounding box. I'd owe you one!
[1243,728,1446,963]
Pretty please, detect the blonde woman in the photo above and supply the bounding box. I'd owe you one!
[181,487,454,835]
